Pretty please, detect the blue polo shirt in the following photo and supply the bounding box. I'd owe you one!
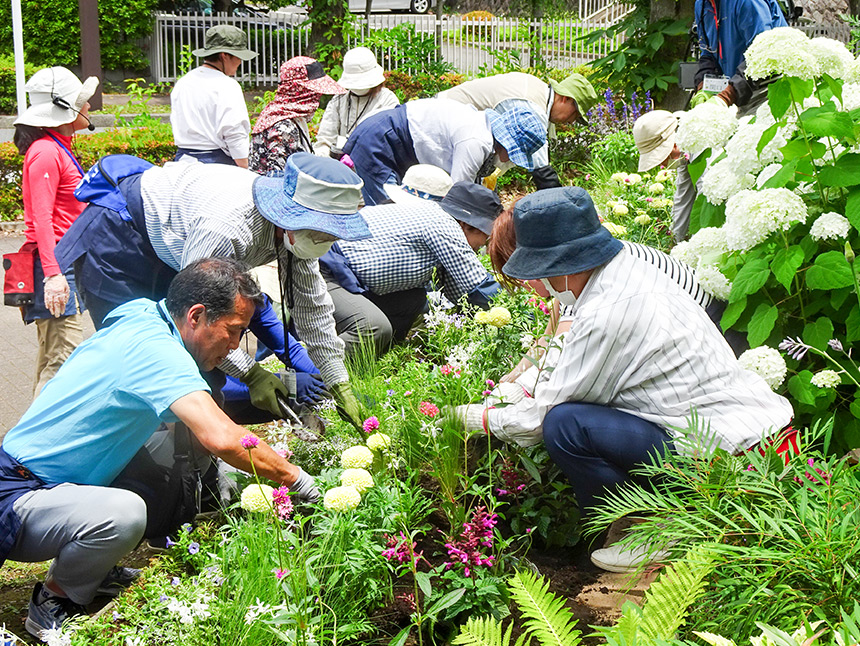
[2,298,210,487]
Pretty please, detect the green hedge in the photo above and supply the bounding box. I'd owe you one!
[0,0,158,72]
[0,121,176,222]
[0,55,41,115]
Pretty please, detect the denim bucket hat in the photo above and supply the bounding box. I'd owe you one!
[252,152,371,240]
[503,186,623,280]
[485,105,546,171]
[439,182,502,235]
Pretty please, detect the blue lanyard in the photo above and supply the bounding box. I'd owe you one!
[46,132,85,177]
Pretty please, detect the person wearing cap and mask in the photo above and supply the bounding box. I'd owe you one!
[11,67,99,397]
[313,47,400,160]
[445,186,792,573]
[170,25,257,167]
[250,56,346,175]
[321,167,502,354]
[343,98,546,206]
[632,110,696,241]
[55,153,370,430]
[438,72,598,190]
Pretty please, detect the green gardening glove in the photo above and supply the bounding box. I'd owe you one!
[690,90,713,108]
[330,382,363,430]
[240,363,290,417]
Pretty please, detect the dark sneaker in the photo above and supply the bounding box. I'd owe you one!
[25,582,86,639]
[95,566,142,597]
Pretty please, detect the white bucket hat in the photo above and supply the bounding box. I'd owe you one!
[338,47,385,91]
[633,110,678,172]
[13,67,99,129]
[383,165,453,205]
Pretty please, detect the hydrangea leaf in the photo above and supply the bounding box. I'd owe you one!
[845,304,860,343]
[845,187,860,233]
[729,258,770,302]
[762,158,799,189]
[787,76,814,102]
[721,296,747,330]
[819,153,860,188]
[756,123,779,157]
[805,251,854,289]
[800,105,854,142]
[821,73,844,108]
[771,245,804,291]
[747,303,778,347]
[803,317,835,351]
[788,371,816,406]
[768,77,792,120]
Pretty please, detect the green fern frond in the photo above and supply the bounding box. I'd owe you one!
[509,570,581,646]
[452,615,529,646]
[639,543,718,640]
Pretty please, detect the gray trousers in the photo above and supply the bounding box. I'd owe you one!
[672,157,701,241]
[327,280,393,356]
[9,483,147,605]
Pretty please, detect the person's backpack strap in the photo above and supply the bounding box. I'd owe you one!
[74,154,154,222]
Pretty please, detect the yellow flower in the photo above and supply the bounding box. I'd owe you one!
[648,182,665,194]
[340,445,374,469]
[612,203,629,216]
[603,222,628,236]
[340,468,374,493]
[487,306,512,327]
[649,197,673,209]
[323,485,361,511]
[655,169,673,183]
[366,433,392,452]
[625,173,642,185]
[240,484,274,514]
[610,172,628,183]
[474,310,491,324]
[634,213,651,226]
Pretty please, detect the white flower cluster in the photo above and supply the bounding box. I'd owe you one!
[655,169,674,183]
[166,593,214,624]
[610,172,642,185]
[810,211,851,241]
[841,83,860,111]
[695,265,733,301]
[671,227,732,300]
[724,188,808,251]
[811,369,841,388]
[676,100,739,159]
[744,28,820,80]
[323,485,362,511]
[240,484,274,514]
[808,37,855,79]
[701,157,755,205]
[845,58,860,84]
[446,341,478,370]
[340,445,374,469]
[725,119,787,176]
[603,221,628,236]
[738,346,788,390]
[366,432,392,452]
[340,468,374,493]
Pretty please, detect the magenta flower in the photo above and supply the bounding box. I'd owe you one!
[272,568,289,579]
[442,506,498,577]
[381,531,423,566]
[482,390,492,397]
[272,486,294,520]
[419,401,439,418]
[485,379,495,388]
[362,416,380,434]
[240,434,259,450]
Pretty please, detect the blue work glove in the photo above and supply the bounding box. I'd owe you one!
[295,372,329,405]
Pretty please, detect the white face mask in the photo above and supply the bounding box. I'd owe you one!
[540,277,577,307]
[350,88,371,96]
[285,231,335,259]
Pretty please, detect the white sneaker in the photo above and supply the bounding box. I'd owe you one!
[590,541,671,573]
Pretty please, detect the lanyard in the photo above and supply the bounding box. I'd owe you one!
[46,132,85,177]
[706,0,722,62]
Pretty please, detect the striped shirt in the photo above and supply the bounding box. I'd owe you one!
[337,201,491,301]
[139,161,348,385]
[488,250,792,453]
[559,241,711,318]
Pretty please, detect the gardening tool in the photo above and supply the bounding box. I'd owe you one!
[275,388,326,443]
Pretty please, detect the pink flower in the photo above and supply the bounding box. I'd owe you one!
[275,447,293,459]
[240,434,259,450]
[485,379,495,388]
[419,401,439,418]
[272,486,294,520]
[362,416,380,434]
[272,568,289,579]
[440,364,455,375]
[404,390,413,397]
[482,390,492,397]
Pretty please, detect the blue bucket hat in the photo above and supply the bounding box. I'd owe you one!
[485,105,546,171]
[252,152,371,241]
[439,182,502,235]
[503,186,623,280]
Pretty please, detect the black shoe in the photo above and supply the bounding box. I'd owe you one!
[25,582,86,639]
[95,566,142,597]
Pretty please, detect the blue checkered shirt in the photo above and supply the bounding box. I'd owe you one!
[337,202,492,302]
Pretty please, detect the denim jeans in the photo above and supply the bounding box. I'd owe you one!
[542,402,673,516]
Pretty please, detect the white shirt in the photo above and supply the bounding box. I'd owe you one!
[488,250,792,453]
[405,99,494,184]
[170,66,251,160]
[314,89,400,156]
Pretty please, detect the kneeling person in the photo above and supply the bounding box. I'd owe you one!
[0,258,319,638]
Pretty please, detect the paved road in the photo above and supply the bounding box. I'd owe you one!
[0,234,96,437]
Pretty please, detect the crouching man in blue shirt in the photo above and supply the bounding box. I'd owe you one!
[0,257,320,639]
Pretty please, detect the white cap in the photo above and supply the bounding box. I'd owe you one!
[633,110,678,172]
[338,47,385,91]
[13,67,99,128]
[383,165,454,205]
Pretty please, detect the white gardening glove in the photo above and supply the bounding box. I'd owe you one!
[448,404,487,435]
[43,274,70,318]
[314,145,331,158]
[484,382,529,407]
[290,468,321,503]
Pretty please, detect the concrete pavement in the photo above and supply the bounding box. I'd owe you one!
[0,233,96,437]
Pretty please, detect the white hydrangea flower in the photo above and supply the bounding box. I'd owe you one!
[701,157,756,205]
[845,57,860,84]
[809,211,851,241]
[670,240,698,267]
[738,346,788,390]
[811,369,841,388]
[724,189,809,251]
[340,468,374,493]
[744,27,818,80]
[840,83,860,111]
[687,227,728,268]
[725,120,786,175]
[695,265,733,300]
[808,37,854,79]
[756,163,782,188]
[815,137,847,167]
[676,100,739,159]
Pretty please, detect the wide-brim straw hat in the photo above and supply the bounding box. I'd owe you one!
[13,67,99,128]
[633,110,678,172]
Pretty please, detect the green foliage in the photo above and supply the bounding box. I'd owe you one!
[0,0,158,71]
[592,130,638,172]
[383,69,465,102]
[0,54,41,115]
[363,23,455,77]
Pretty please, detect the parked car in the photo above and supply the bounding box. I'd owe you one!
[348,0,435,13]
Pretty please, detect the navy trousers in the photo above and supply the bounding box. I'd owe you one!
[542,402,673,516]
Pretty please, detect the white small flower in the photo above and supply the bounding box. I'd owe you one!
[701,157,755,205]
[625,173,642,185]
[648,182,665,194]
[634,212,651,226]
[811,369,841,388]
[840,82,860,111]
[610,172,628,183]
[670,241,697,266]
[738,346,788,390]
[810,211,851,241]
[655,169,674,183]
[340,468,374,493]
[613,203,629,216]
[40,628,72,646]
[676,100,739,159]
[245,598,273,625]
[520,333,535,349]
[695,265,733,300]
